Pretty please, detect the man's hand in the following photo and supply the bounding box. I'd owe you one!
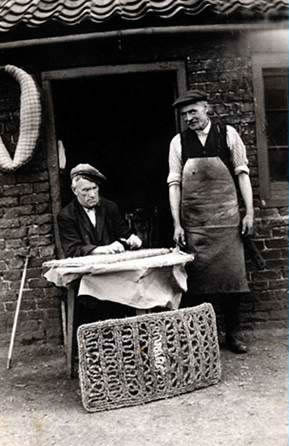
[92,241,125,255]
[173,225,186,247]
[125,234,142,250]
[241,214,254,236]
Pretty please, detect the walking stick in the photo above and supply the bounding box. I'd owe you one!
[7,255,29,369]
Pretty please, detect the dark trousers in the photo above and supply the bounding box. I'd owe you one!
[180,291,244,338]
[77,295,135,324]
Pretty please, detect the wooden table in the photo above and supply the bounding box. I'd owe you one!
[43,249,194,377]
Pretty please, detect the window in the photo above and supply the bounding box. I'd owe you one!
[252,53,288,207]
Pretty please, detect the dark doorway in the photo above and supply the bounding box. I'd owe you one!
[52,71,177,247]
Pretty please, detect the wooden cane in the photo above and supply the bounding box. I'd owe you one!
[7,255,29,369]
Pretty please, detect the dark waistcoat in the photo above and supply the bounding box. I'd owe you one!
[180,122,233,175]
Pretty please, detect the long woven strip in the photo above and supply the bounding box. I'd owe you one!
[77,303,221,412]
[43,248,172,268]
[0,65,41,172]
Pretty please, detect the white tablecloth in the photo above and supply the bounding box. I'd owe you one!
[43,249,194,310]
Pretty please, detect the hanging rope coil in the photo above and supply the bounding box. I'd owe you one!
[0,64,41,172]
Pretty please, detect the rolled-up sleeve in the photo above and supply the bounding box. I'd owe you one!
[167,134,183,186]
[226,125,250,175]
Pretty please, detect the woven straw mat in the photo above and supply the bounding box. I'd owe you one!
[77,303,221,412]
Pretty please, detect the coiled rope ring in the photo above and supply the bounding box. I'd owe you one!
[0,65,41,172]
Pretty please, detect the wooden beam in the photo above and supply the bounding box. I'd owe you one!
[41,61,186,80]
[41,79,63,259]
[0,21,287,50]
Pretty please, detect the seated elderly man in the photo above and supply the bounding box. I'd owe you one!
[58,163,142,258]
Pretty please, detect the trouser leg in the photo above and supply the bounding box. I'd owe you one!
[220,293,247,353]
[180,291,211,308]
[220,293,241,338]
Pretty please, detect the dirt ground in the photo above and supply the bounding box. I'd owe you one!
[0,332,287,446]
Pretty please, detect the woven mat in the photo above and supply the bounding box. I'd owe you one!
[77,303,221,412]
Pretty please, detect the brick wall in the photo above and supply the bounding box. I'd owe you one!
[0,31,287,345]
[246,211,288,331]
[0,72,62,346]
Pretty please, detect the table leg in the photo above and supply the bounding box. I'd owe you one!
[66,285,76,378]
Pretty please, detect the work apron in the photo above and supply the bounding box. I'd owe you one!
[181,156,249,294]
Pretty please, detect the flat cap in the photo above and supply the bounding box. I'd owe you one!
[70,163,106,183]
[173,89,208,108]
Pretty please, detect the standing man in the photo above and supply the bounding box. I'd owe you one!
[168,90,254,353]
[58,163,142,258]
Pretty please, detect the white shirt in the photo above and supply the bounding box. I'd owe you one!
[167,121,249,186]
[83,207,96,227]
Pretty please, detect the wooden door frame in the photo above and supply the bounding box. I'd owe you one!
[41,61,187,257]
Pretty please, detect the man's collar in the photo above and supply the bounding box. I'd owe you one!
[81,198,101,212]
[195,120,211,134]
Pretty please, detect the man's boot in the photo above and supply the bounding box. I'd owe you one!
[221,294,247,354]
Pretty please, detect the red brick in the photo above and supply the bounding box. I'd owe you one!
[27,278,50,288]
[0,261,8,271]
[255,227,272,238]
[16,172,48,183]
[272,227,288,237]
[254,301,276,312]
[2,270,22,281]
[252,270,282,281]
[0,197,18,207]
[20,192,50,205]
[19,300,37,311]
[252,312,269,321]
[254,290,281,301]
[33,182,50,193]
[29,235,53,247]
[265,238,288,249]
[0,218,20,229]
[20,216,35,226]
[36,203,51,214]
[281,248,288,258]
[4,302,16,312]
[35,214,53,225]
[262,250,281,260]
[0,175,15,186]
[254,320,288,330]
[0,227,27,239]
[38,246,55,258]
[268,279,288,290]
[36,298,59,309]
[264,259,288,270]
[251,281,268,291]
[6,239,27,249]
[252,240,265,250]
[3,184,33,196]
[269,310,288,320]
[43,288,63,298]
[20,310,45,320]
[260,217,288,230]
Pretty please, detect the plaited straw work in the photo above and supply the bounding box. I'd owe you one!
[77,303,221,412]
[43,248,172,269]
[0,65,41,172]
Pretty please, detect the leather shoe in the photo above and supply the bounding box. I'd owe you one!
[226,336,247,354]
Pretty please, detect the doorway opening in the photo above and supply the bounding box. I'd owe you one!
[51,70,178,247]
